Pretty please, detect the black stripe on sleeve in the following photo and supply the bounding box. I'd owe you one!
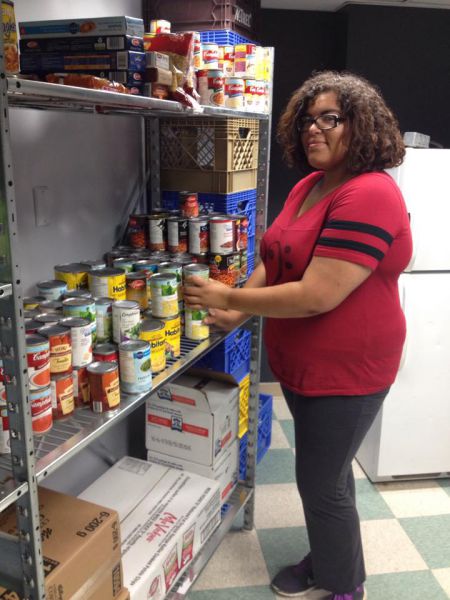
[324,220,394,245]
[317,237,385,261]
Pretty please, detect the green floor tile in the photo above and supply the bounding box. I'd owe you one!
[279,419,295,448]
[257,526,310,580]
[438,478,450,497]
[355,478,394,521]
[256,448,296,485]
[366,570,448,600]
[399,515,450,569]
[188,585,277,599]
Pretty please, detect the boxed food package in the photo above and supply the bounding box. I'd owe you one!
[83,561,123,600]
[20,50,146,73]
[79,456,221,600]
[147,437,239,504]
[0,487,122,600]
[146,372,239,467]
[146,50,171,70]
[144,82,171,99]
[18,16,145,39]
[19,35,144,53]
[144,67,173,86]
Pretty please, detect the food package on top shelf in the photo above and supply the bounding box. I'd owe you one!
[18,16,145,39]
[2,0,19,74]
[144,82,171,99]
[149,19,171,34]
[146,50,171,70]
[45,73,131,94]
[19,34,144,53]
[144,66,173,86]
[0,487,122,599]
[20,50,146,74]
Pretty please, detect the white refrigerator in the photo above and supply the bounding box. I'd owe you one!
[356,148,450,482]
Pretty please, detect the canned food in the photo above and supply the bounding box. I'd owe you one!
[38,325,72,375]
[159,262,183,301]
[224,77,245,109]
[94,297,113,343]
[236,213,249,250]
[118,340,152,394]
[179,192,199,219]
[36,279,68,301]
[59,317,92,367]
[189,217,209,255]
[244,79,256,111]
[26,334,50,391]
[133,260,159,301]
[24,296,45,310]
[185,308,209,341]
[209,253,240,287]
[240,249,248,281]
[25,319,44,334]
[167,217,189,254]
[30,386,52,435]
[127,214,149,249]
[202,43,219,69]
[113,257,135,273]
[24,309,40,320]
[93,343,118,363]
[0,398,10,454]
[172,253,194,266]
[234,43,256,79]
[148,215,167,252]
[50,372,74,420]
[35,313,60,327]
[54,263,90,290]
[62,297,97,343]
[87,361,120,413]
[150,274,178,319]
[198,69,224,107]
[183,263,210,282]
[193,31,202,69]
[38,300,63,315]
[149,251,172,262]
[190,254,209,265]
[112,300,141,343]
[105,247,133,267]
[73,365,90,407]
[88,268,126,301]
[2,0,19,75]
[126,271,148,311]
[63,289,93,300]
[140,318,166,373]
[79,259,107,271]
[162,315,181,359]
[209,216,236,254]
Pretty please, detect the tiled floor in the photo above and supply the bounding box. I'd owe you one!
[188,385,450,600]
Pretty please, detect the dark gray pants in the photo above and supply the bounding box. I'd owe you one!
[282,386,388,593]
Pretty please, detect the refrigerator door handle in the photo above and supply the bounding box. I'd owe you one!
[405,211,417,272]
[398,278,408,370]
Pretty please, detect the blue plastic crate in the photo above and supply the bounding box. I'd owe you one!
[247,254,255,277]
[161,191,179,211]
[239,433,248,480]
[239,393,273,479]
[195,327,251,382]
[247,234,255,258]
[199,29,255,46]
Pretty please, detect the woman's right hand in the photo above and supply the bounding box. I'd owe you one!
[204,308,246,331]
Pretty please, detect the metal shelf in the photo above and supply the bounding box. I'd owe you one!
[6,77,269,120]
[167,484,253,599]
[0,468,28,513]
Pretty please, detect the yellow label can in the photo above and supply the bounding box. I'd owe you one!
[54,263,89,291]
[140,318,166,373]
[162,315,181,359]
[88,268,126,301]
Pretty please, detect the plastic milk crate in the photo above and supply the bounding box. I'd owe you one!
[239,393,273,480]
[195,327,251,382]
[200,29,254,45]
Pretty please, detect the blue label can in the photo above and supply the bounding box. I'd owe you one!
[119,340,152,394]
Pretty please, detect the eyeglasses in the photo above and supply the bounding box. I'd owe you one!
[296,113,346,133]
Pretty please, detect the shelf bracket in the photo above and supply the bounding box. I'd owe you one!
[0,532,24,593]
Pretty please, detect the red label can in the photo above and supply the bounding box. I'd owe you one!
[189,217,209,255]
[179,192,199,219]
[93,343,119,363]
[128,214,148,249]
[30,386,52,435]
[38,325,72,375]
[87,361,121,413]
[26,334,50,391]
[167,217,189,254]
[73,365,90,407]
[50,372,74,420]
[209,216,236,254]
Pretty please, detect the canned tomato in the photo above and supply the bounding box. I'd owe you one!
[162,315,181,359]
[2,0,19,75]
[64,289,93,300]
[87,361,120,413]
[224,77,245,109]
[30,386,52,435]
[93,343,118,363]
[127,213,149,249]
[185,307,209,341]
[209,253,240,287]
[38,300,63,315]
[119,340,152,394]
[35,313,60,327]
[183,263,210,284]
[113,257,135,273]
[59,317,92,367]
[140,318,166,374]
[189,217,209,255]
[62,297,97,343]
[80,259,107,271]
[202,42,219,69]
[0,398,10,454]
[126,271,148,311]
[198,69,224,107]
[148,215,167,252]
[54,263,90,290]
[209,216,236,254]
[38,325,72,375]
[88,268,126,301]
[50,372,74,420]
[167,217,189,254]
[112,300,141,343]
[24,296,45,310]
[26,334,50,391]
[94,297,113,343]
[179,192,199,219]
[36,279,68,301]
[73,365,90,407]
[150,274,178,319]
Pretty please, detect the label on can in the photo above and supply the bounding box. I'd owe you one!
[126,272,148,311]
[63,298,97,343]
[95,298,113,343]
[140,319,166,374]
[119,341,152,394]
[150,274,178,319]
[54,263,89,290]
[209,216,236,254]
[167,218,188,254]
[185,308,209,341]
[202,43,219,68]
[112,300,141,343]
[73,366,90,407]
[148,216,167,252]
[38,325,72,374]
[88,362,120,413]
[128,214,148,249]
[30,386,52,435]
[224,77,244,109]
[37,279,68,301]
[209,253,240,287]
[179,192,199,219]
[50,373,74,419]
[60,318,92,367]
[189,218,209,255]
[26,334,50,391]
[88,268,126,301]
[198,69,224,107]
[162,315,181,360]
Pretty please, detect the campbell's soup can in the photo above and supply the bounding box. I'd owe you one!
[30,386,52,435]
[161,315,181,360]
[36,279,68,301]
[128,213,148,249]
[244,79,257,110]
[193,31,202,69]
[59,317,92,367]
[0,397,10,454]
[202,42,219,69]
[224,77,244,109]
[26,334,50,391]
[209,216,236,254]
[126,271,148,311]
[88,268,126,301]
[148,215,167,252]
[94,297,113,343]
[87,361,120,413]
[234,43,256,78]
[150,274,178,319]
[185,307,209,341]
[198,69,224,107]
[37,325,72,375]
[73,365,90,407]
[93,343,118,363]
[179,192,199,219]
[167,217,189,254]
[50,372,74,420]
[189,217,209,255]
[112,300,141,343]
[140,318,166,374]
[54,263,90,290]
[119,340,152,394]
[63,297,97,343]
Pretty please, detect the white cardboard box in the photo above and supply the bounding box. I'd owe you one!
[146,373,239,467]
[147,437,239,504]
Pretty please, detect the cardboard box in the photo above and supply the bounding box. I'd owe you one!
[146,51,170,70]
[146,373,239,467]
[144,67,173,86]
[147,437,239,504]
[19,35,144,53]
[116,589,130,600]
[19,16,145,39]
[0,487,121,600]
[143,83,170,99]
[20,50,146,74]
[81,559,123,600]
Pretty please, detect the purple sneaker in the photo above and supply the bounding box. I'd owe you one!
[270,554,316,597]
[325,585,366,600]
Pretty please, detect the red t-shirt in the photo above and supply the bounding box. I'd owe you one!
[261,171,413,396]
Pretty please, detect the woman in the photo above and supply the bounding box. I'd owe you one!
[184,71,412,600]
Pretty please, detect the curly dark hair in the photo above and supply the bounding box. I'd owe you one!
[277,70,405,174]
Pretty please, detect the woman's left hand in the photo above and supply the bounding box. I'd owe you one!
[184,275,232,310]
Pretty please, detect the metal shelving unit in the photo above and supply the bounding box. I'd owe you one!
[0,35,272,600]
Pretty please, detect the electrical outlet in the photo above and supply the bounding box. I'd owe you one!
[33,186,52,227]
